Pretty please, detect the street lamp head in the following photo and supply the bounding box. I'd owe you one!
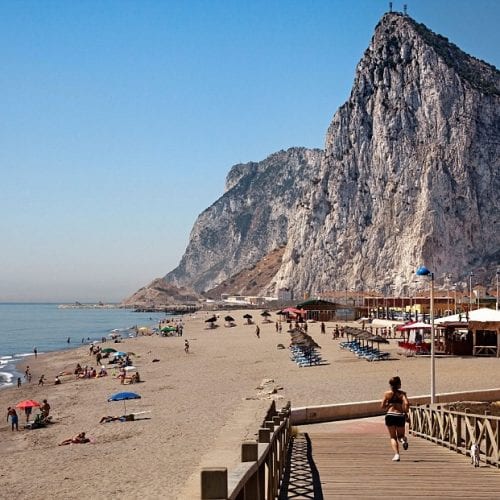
[416,266,432,277]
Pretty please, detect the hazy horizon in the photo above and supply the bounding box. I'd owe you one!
[2,0,499,302]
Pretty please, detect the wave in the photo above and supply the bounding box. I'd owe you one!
[0,371,14,385]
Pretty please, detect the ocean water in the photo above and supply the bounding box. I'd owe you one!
[0,303,168,388]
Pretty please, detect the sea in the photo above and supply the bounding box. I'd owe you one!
[0,303,168,389]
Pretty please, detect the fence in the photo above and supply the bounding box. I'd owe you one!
[409,404,500,468]
[201,401,292,499]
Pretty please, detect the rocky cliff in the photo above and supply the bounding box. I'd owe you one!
[272,12,500,295]
[131,12,499,302]
[165,147,323,292]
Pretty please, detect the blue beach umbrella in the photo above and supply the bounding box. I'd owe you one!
[113,351,127,357]
[107,391,141,414]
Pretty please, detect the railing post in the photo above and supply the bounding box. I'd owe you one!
[259,428,270,443]
[456,413,462,453]
[272,416,281,496]
[201,468,228,500]
[242,441,259,500]
[265,421,275,498]
[258,428,270,498]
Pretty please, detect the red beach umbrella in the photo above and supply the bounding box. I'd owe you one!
[16,399,41,409]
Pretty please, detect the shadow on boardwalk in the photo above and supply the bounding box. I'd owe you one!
[279,433,324,499]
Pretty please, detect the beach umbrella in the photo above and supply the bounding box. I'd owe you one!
[243,313,253,324]
[369,335,390,344]
[400,322,432,330]
[112,351,127,358]
[224,315,235,322]
[101,348,117,353]
[204,316,217,323]
[108,391,141,414]
[260,311,271,317]
[161,326,177,332]
[16,399,41,409]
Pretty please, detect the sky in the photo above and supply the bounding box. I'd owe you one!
[1,0,499,302]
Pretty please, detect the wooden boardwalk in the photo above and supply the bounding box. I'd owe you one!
[281,418,500,499]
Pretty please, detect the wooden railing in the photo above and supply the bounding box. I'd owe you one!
[409,404,500,468]
[201,401,292,499]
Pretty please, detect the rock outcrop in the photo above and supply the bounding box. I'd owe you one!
[165,147,323,292]
[129,12,500,302]
[272,13,500,295]
[121,278,202,309]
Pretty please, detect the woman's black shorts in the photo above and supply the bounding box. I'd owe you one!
[385,413,406,427]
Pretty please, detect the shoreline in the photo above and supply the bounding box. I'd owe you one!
[2,310,499,499]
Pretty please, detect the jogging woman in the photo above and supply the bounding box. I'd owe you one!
[381,376,409,461]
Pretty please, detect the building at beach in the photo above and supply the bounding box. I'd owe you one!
[295,299,361,322]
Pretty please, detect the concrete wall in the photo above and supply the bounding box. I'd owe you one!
[291,387,500,425]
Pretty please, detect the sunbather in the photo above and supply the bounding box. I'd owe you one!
[99,414,135,423]
[58,432,90,445]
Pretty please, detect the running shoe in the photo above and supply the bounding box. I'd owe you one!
[392,453,400,461]
[401,437,409,450]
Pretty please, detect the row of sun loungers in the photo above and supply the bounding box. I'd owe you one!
[289,345,324,367]
[339,340,390,361]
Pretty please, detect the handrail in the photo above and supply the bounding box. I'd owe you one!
[409,404,500,468]
[201,401,292,499]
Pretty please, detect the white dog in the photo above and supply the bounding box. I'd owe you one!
[470,442,480,467]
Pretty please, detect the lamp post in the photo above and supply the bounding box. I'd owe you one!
[469,271,474,312]
[496,268,499,312]
[444,273,451,315]
[416,266,435,404]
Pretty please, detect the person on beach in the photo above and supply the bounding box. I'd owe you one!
[17,377,22,388]
[58,432,90,446]
[54,375,61,385]
[38,375,45,386]
[381,376,410,462]
[7,407,19,431]
[24,366,30,381]
[41,399,51,419]
[24,406,32,422]
[33,347,37,358]
[67,337,70,343]
[320,322,326,334]
[255,325,260,338]
[184,339,190,354]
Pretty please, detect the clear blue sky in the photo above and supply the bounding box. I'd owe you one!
[1,0,498,302]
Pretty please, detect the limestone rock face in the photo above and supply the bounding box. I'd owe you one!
[273,13,500,295]
[165,148,323,292]
[131,13,500,301]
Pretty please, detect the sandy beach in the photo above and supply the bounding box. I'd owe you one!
[1,310,499,499]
